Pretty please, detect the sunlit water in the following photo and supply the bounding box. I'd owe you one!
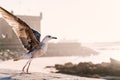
[58,49,120,64]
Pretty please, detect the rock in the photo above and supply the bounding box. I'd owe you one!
[0,50,23,61]
[110,58,120,70]
[110,58,120,65]
[54,59,120,79]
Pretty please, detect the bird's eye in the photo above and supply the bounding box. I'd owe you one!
[48,35,51,38]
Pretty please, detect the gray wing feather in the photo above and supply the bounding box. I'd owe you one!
[32,29,41,42]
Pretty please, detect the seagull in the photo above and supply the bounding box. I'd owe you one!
[0,7,57,73]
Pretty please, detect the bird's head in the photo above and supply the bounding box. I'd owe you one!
[42,35,57,43]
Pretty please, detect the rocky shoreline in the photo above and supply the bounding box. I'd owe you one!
[53,58,120,79]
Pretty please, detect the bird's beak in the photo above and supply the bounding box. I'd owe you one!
[52,37,57,39]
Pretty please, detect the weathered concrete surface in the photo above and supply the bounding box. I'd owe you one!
[0,57,104,80]
[0,69,104,80]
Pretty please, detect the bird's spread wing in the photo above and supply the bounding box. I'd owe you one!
[0,7,40,52]
[32,29,41,42]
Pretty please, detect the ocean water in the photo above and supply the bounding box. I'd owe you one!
[52,49,120,64]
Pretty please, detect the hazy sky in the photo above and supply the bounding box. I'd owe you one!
[0,0,120,42]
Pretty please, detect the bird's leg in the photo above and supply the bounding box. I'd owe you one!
[22,59,31,73]
[26,59,32,74]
